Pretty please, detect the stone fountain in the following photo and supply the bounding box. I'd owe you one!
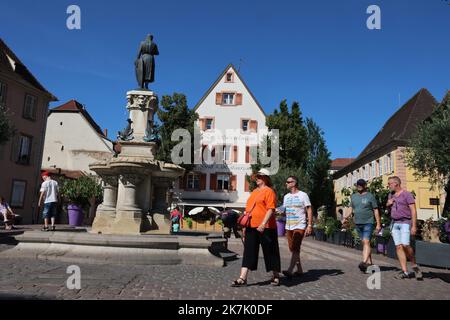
[89,36,184,235]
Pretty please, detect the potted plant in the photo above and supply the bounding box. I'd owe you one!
[184,217,193,229]
[375,228,390,255]
[416,216,450,268]
[276,213,286,237]
[60,176,102,227]
[314,214,327,241]
[324,217,341,244]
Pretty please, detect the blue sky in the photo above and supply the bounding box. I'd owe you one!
[1,0,449,159]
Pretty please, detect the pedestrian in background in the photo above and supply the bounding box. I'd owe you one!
[38,172,60,232]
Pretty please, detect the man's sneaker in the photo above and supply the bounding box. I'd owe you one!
[394,271,411,279]
[358,262,368,273]
[412,266,423,281]
[51,226,56,231]
[41,227,49,232]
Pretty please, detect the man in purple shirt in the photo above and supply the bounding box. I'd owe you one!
[387,176,423,280]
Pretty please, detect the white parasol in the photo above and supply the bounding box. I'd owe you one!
[207,207,221,214]
[188,207,204,216]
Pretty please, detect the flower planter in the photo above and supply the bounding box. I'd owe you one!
[276,220,286,237]
[376,236,388,255]
[314,229,326,242]
[334,231,346,245]
[67,204,84,226]
[416,240,450,268]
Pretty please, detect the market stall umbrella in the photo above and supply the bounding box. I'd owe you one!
[188,207,204,216]
[207,207,221,214]
[231,209,242,214]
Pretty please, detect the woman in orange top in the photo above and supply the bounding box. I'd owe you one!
[231,169,281,287]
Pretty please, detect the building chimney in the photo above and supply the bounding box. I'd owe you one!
[103,128,108,137]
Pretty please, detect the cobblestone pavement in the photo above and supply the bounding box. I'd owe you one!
[0,236,449,300]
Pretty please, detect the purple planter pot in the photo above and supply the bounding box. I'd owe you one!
[68,204,84,226]
[276,221,286,237]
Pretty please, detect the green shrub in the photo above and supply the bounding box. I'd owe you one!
[60,175,102,208]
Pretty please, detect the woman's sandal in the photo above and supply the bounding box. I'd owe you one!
[231,277,247,287]
[270,277,280,286]
[282,270,294,279]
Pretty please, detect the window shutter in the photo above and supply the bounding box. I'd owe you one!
[199,119,205,131]
[249,120,258,132]
[230,175,237,191]
[245,146,250,163]
[10,134,20,163]
[32,99,37,120]
[244,175,250,192]
[200,174,206,190]
[235,93,242,105]
[233,146,238,163]
[29,137,36,166]
[0,82,7,104]
[210,174,217,191]
[215,93,222,105]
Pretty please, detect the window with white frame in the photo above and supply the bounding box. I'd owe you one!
[222,93,235,105]
[205,118,213,130]
[389,153,394,173]
[186,173,200,190]
[16,135,32,165]
[363,166,369,180]
[379,158,384,176]
[217,174,230,191]
[241,119,249,132]
[223,145,231,162]
[384,155,389,174]
[371,161,376,177]
[10,180,26,208]
[352,171,357,185]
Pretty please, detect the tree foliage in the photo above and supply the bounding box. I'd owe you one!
[405,92,450,214]
[156,93,199,171]
[0,104,14,145]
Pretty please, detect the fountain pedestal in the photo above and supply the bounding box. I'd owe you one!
[90,90,184,235]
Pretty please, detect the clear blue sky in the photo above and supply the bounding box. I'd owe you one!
[1,0,449,159]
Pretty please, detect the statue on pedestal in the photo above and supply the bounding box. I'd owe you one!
[135,34,159,90]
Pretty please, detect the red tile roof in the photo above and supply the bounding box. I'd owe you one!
[331,158,355,170]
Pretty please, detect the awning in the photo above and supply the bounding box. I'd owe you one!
[177,200,246,209]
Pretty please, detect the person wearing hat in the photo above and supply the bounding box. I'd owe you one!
[343,179,381,273]
[231,168,281,287]
[38,171,60,231]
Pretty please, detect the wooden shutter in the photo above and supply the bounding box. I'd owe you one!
[210,174,217,191]
[245,146,250,163]
[0,82,7,104]
[230,175,237,191]
[199,119,205,131]
[31,98,37,120]
[10,134,20,163]
[200,174,206,190]
[249,120,258,132]
[235,93,242,105]
[215,93,222,105]
[233,146,238,163]
[29,136,36,166]
[244,175,250,192]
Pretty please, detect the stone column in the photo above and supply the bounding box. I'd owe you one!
[111,174,144,234]
[91,175,118,234]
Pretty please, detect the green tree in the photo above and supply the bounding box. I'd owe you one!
[405,92,450,215]
[266,100,308,168]
[156,93,199,171]
[304,118,334,216]
[0,104,14,145]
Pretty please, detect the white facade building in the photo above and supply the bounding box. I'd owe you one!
[42,100,114,176]
[176,64,268,209]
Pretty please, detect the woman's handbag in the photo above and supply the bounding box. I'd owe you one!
[238,203,256,228]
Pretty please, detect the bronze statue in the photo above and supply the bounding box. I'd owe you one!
[118,118,134,141]
[135,34,159,89]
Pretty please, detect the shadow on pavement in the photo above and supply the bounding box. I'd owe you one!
[422,272,450,283]
[0,293,56,300]
[250,269,345,287]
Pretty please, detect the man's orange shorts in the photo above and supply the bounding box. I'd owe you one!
[286,229,305,252]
